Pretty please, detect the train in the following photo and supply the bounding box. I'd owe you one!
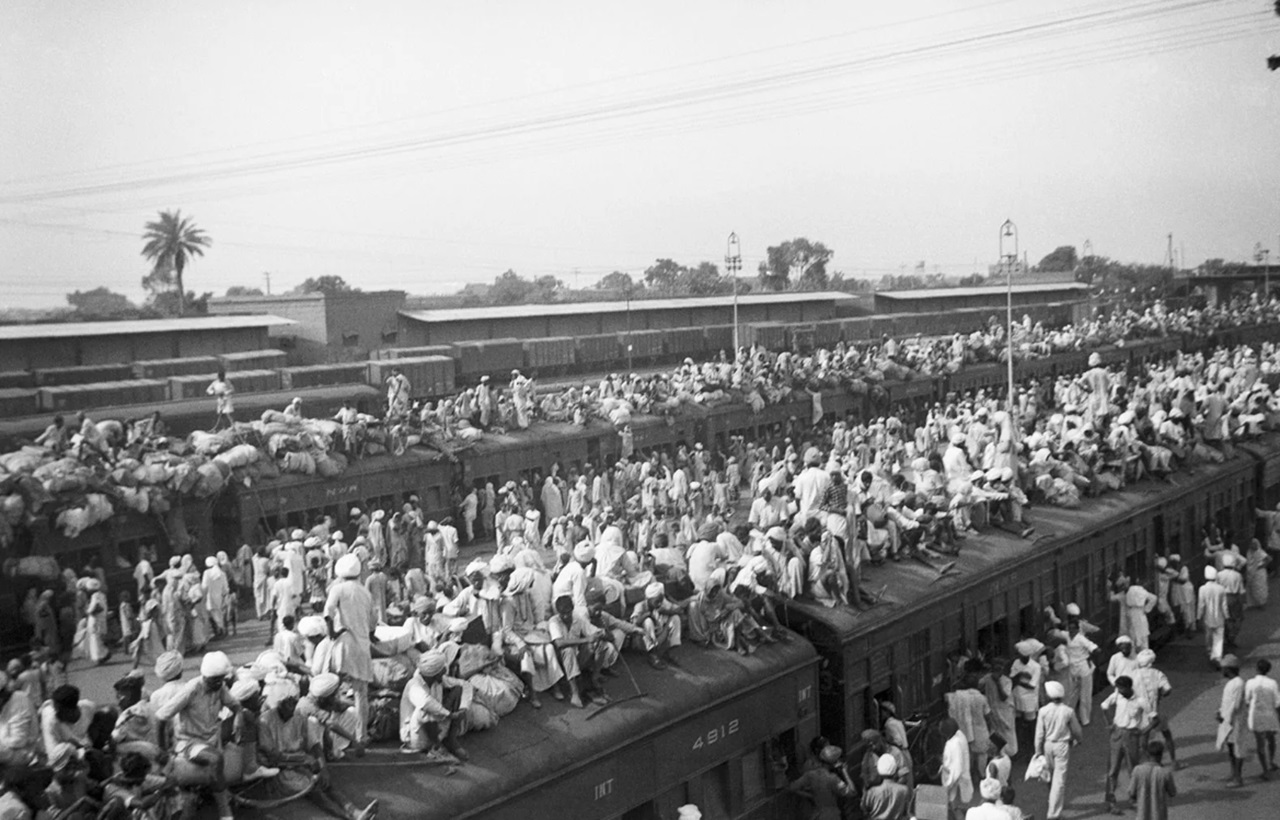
[281,432,1279,820]
[0,301,1085,429]
[7,322,1280,817]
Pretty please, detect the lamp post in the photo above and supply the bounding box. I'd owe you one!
[624,283,633,372]
[999,219,1018,413]
[726,232,742,354]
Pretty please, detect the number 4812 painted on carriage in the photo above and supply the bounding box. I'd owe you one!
[691,719,740,750]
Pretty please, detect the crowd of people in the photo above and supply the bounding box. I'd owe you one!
[5,294,1280,819]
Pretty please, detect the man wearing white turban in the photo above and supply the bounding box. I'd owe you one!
[551,541,595,617]
[155,651,241,820]
[629,582,683,670]
[966,778,1007,819]
[202,556,229,638]
[859,752,911,819]
[1034,679,1081,820]
[1197,566,1228,665]
[399,650,470,763]
[298,673,363,762]
[324,554,376,744]
[259,683,377,820]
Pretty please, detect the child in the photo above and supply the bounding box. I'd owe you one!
[117,591,136,650]
[130,599,165,671]
[986,733,1012,788]
[102,752,173,820]
[272,614,306,670]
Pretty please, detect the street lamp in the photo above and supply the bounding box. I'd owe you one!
[726,232,742,355]
[999,219,1018,413]
[624,284,633,372]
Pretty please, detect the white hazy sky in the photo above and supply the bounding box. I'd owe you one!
[2,0,1278,308]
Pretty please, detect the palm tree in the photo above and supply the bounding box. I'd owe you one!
[141,210,211,316]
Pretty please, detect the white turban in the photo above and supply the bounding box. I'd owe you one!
[309,673,340,698]
[1044,681,1065,699]
[574,541,596,563]
[979,777,1003,801]
[465,558,489,577]
[200,651,232,678]
[645,581,666,600]
[298,616,327,638]
[334,554,361,578]
[230,679,260,702]
[876,753,898,776]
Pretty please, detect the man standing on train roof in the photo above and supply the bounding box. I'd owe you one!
[553,541,594,616]
[206,369,235,432]
[324,554,376,744]
[1035,680,1082,820]
[1217,655,1249,787]
[385,367,411,420]
[1197,566,1229,667]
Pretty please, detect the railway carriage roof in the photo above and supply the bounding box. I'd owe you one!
[783,438,1276,643]
[310,637,816,820]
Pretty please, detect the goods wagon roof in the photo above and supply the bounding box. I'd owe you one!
[0,315,297,341]
[399,291,854,323]
[300,638,816,820]
[784,445,1261,642]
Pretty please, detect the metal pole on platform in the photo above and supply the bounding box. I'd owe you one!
[999,219,1018,413]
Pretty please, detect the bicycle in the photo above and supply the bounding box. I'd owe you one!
[903,710,943,785]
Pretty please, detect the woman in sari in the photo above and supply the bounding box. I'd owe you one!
[1245,538,1272,609]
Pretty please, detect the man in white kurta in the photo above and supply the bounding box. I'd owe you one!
[1035,681,1082,820]
[1246,658,1280,775]
[324,555,377,743]
[201,558,229,636]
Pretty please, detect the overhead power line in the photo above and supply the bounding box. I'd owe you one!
[0,0,1249,205]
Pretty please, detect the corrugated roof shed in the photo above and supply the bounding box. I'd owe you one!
[0,315,297,341]
[875,283,1087,301]
[399,291,853,323]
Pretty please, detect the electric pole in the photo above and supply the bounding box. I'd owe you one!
[263,272,271,295]
[999,219,1018,414]
[726,232,742,354]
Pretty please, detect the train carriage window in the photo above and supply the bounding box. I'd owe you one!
[697,762,732,819]
[740,744,768,807]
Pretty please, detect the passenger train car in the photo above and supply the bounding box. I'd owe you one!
[280,640,819,820]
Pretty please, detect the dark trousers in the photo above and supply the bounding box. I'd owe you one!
[1105,726,1141,803]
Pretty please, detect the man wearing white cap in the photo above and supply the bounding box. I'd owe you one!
[154,651,240,820]
[1034,680,1082,820]
[861,752,911,819]
[1101,674,1149,814]
[1217,552,1246,648]
[1197,566,1229,665]
[324,554,377,743]
[1106,637,1139,687]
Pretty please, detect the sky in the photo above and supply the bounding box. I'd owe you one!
[1,0,1278,309]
